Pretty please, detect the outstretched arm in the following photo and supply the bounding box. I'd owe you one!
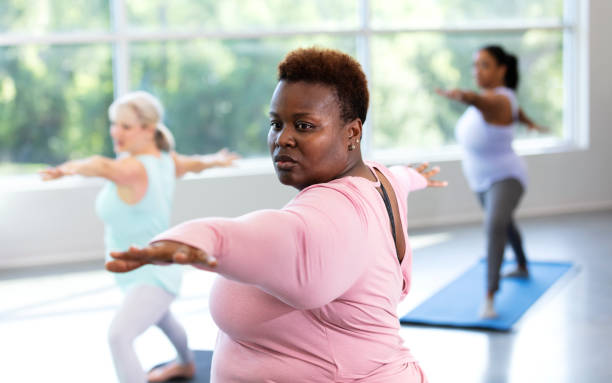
[39,155,143,185]
[435,88,513,124]
[518,108,549,133]
[171,148,240,178]
[107,185,369,310]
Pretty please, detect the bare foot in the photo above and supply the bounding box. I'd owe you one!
[147,361,195,382]
[480,295,498,319]
[504,266,529,279]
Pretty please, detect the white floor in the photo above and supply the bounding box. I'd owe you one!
[0,265,218,382]
[1,211,610,382]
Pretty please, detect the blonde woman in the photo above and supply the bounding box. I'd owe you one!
[41,91,239,383]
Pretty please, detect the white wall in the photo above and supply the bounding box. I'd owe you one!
[1,0,611,268]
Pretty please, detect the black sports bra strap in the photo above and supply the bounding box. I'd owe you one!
[379,181,397,248]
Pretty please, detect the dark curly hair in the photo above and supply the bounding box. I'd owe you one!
[277,47,369,124]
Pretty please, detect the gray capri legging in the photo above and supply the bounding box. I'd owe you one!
[108,284,194,383]
[477,178,527,293]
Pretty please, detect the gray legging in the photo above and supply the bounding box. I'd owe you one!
[477,178,527,293]
[108,284,194,383]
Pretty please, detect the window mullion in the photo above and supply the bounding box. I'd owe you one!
[357,0,373,158]
[111,0,130,98]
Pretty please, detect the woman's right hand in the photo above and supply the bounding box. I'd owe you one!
[39,166,72,181]
[413,162,448,188]
[435,88,465,102]
[527,123,550,133]
[106,240,217,273]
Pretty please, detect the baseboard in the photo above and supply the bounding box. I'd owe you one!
[517,200,612,219]
[0,249,103,269]
[409,212,483,229]
[409,200,612,229]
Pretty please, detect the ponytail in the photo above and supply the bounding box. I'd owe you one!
[482,45,519,90]
[155,122,175,152]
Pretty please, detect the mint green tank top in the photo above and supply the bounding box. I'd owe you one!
[95,152,182,295]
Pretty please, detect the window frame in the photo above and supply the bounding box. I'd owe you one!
[0,0,584,180]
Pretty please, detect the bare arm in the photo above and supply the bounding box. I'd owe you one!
[39,155,144,185]
[435,88,513,125]
[171,148,239,178]
[518,108,534,126]
[518,108,549,133]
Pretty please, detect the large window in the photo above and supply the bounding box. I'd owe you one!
[0,0,577,175]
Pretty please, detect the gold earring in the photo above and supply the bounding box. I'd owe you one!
[349,143,356,151]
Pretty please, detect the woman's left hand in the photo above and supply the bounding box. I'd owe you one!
[213,148,241,167]
[413,162,448,188]
[106,240,217,273]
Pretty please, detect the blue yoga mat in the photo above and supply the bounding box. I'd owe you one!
[400,260,573,331]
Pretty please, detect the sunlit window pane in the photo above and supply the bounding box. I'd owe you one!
[370,31,564,153]
[0,45,113,174]
[0,1,576,175]
[0,0,110,33]
[371,0,564,28]
[129,37,357,157]
[126,0,358,31]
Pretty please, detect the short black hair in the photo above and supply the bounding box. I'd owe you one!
[278,47,369,123]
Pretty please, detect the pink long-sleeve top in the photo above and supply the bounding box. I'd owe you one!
[155,161,428,382]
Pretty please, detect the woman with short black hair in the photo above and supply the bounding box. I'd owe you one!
[108,47,444,382]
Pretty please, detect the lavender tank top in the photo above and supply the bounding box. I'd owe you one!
[455,87,528,192]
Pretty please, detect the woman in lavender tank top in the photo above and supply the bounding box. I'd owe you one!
[436,45,547,318]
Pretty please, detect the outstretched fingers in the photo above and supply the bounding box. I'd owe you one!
[414,163,448,188]
[110,245,154,261]
[434,88,447,97]
[105,259,148,273]
[422,166,440,178]
[218,149,241,166]
[414,162,430,173]
[427,179,449,188]
[39,167,62,181]
[172,247,217,267]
